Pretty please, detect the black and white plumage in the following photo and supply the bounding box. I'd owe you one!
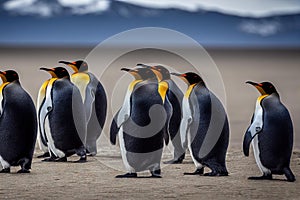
[137,64,185,164]
[59,60,107,156]
[110,67,168,178]
[171,72,229,176]
[39,67,87,162]
[0,70,37,173]
[243,81,295,182]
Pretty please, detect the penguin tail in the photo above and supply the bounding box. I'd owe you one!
[283,167,296,182]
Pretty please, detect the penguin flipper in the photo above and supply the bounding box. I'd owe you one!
[243,105,264,156]
[110,110,120,145]
[243,130,260,157]
[163,127,169,146]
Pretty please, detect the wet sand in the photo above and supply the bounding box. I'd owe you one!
[0,47,299,199]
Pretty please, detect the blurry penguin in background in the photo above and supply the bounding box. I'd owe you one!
[0,70,37,173]
[243,81,295,182]
[39,67,87,162]
[59,60,107,156]
[110,67,168,178]
[171,72,229,176]
[137,64,185,164]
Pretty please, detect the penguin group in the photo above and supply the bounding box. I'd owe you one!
[0,61,296,182]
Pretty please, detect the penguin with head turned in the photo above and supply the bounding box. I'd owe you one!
[243,81,295,182]
[39,67,87,162]
[59,60,107,156]
[137,64,185,164]
[110,67,169,178]
[171,72,229,176]
[0,70,37,173]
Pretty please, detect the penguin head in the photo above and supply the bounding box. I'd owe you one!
[59,60,88,73]
[137,63,170,81]
[0,70,19,83]
[40,67,70,79]
[246,81,277,95]
[171,72,205,86]
[121,67,157,81]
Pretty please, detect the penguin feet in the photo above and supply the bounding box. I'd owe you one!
[73,155,87,163]
[204,171,228,176]
[115,173,138,178]
[248,174,272,180]
[17,169,30,173]
[37,152,50,158]
[42,157,67,162]
[0,168,10,173]
[184,168,204,175]
[150,169,162,178]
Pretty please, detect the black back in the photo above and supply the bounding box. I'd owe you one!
[166,79,183,139]
[122,81,166,153]
[259,93,293,173]
[49,79,86,152]
[0,82,37,166]
[189,84,229,166]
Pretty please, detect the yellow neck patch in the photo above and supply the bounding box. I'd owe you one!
[129,80,142,92]
[0,82,9,95]
[71,73,90,102]
[37,79,50,107]
[257,94,269,103]
[158,81,168,103]
[184,83,196,98]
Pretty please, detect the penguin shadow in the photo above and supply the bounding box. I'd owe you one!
[247,176,293,182]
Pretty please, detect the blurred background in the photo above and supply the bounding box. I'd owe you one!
[0,0,299,47]
[0,0,299,149]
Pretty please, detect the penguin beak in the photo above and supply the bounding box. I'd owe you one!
[121,68,141,80]
[59,61,78,73]
[40,67,57,78]
[246,81,266,95]
[136,63,151,68]
[171,72,190,85]
[170,72,182,77]
[40,67,53,72]
[121,68,131,72]
[0,71,7,83]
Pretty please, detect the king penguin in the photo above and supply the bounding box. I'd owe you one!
[39,67,87,162]
[0,70,37,173]
[171,72,229,176]
[110,67,169,178]
[59,60,107,156]
[243,81,295,182]
[137,64,185,164]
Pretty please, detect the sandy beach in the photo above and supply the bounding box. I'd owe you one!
[0,47,299,199]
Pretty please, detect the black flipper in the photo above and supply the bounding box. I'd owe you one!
[110,110,120,145]
[243,131,255,157]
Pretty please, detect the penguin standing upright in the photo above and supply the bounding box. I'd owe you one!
[137,64,185,164]
[110,67,168,178]
[39,67,87,162]
[243,81,295,182]
[59,60,107,156]
[171,72,229,176]
[0,70,37,173]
